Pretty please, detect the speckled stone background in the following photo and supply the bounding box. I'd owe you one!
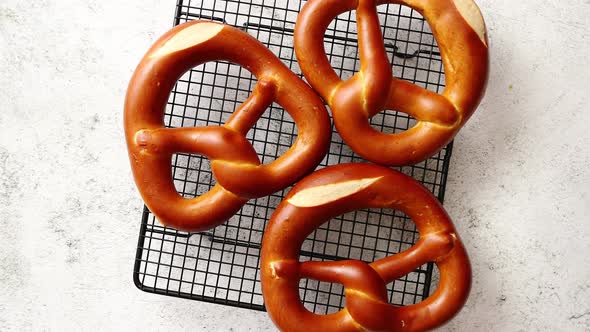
[1,0,589,331]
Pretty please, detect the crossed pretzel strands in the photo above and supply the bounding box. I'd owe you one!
[124,22,331,231]
[261,164,471,332]
[295,0,489,166]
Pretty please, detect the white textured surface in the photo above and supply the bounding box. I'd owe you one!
[1,0,589,331]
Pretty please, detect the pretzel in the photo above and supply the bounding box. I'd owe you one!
[261,163,471,332]
[295,0,489,166]
[124,21,331,232]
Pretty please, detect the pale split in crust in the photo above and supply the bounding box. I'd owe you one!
[287,177,383,207]
[452,0,487,46]
[150,22,224,58]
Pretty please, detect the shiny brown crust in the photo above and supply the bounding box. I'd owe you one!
[295,0,489,166]
[124,21,331,232]
[261,163,471,332]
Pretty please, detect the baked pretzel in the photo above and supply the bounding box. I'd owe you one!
[295,0,489,166]
[261,163,471,332]
[124,21,331,232]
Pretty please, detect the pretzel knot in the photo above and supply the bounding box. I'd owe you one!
[261,164,471,332]
[124,21,331,231]
[295,0,489,166]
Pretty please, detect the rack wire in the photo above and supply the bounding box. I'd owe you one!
[134,0,452,314]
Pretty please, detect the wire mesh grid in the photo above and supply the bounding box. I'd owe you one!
[133,0,452,313]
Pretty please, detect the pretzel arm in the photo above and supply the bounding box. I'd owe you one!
[379,78,460,126]
[224,78,276,135]
[300,260,389,301]
[134,126,260,163]
[371,231,456,283]
[357,0,392,111]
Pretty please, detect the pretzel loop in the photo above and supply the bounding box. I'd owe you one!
[261,164,471,332]
[295,0,489,166]
[125,21,331,231]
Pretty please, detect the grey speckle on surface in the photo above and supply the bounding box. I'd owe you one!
[0,0,589,331]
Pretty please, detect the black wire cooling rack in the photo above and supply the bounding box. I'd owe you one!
[133,0,452,314]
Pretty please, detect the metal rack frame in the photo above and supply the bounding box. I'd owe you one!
[133,0,452,314]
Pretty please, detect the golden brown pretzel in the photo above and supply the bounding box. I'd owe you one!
[261,163,471,331]
[295,0,489,166]
[124,21,331,232]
